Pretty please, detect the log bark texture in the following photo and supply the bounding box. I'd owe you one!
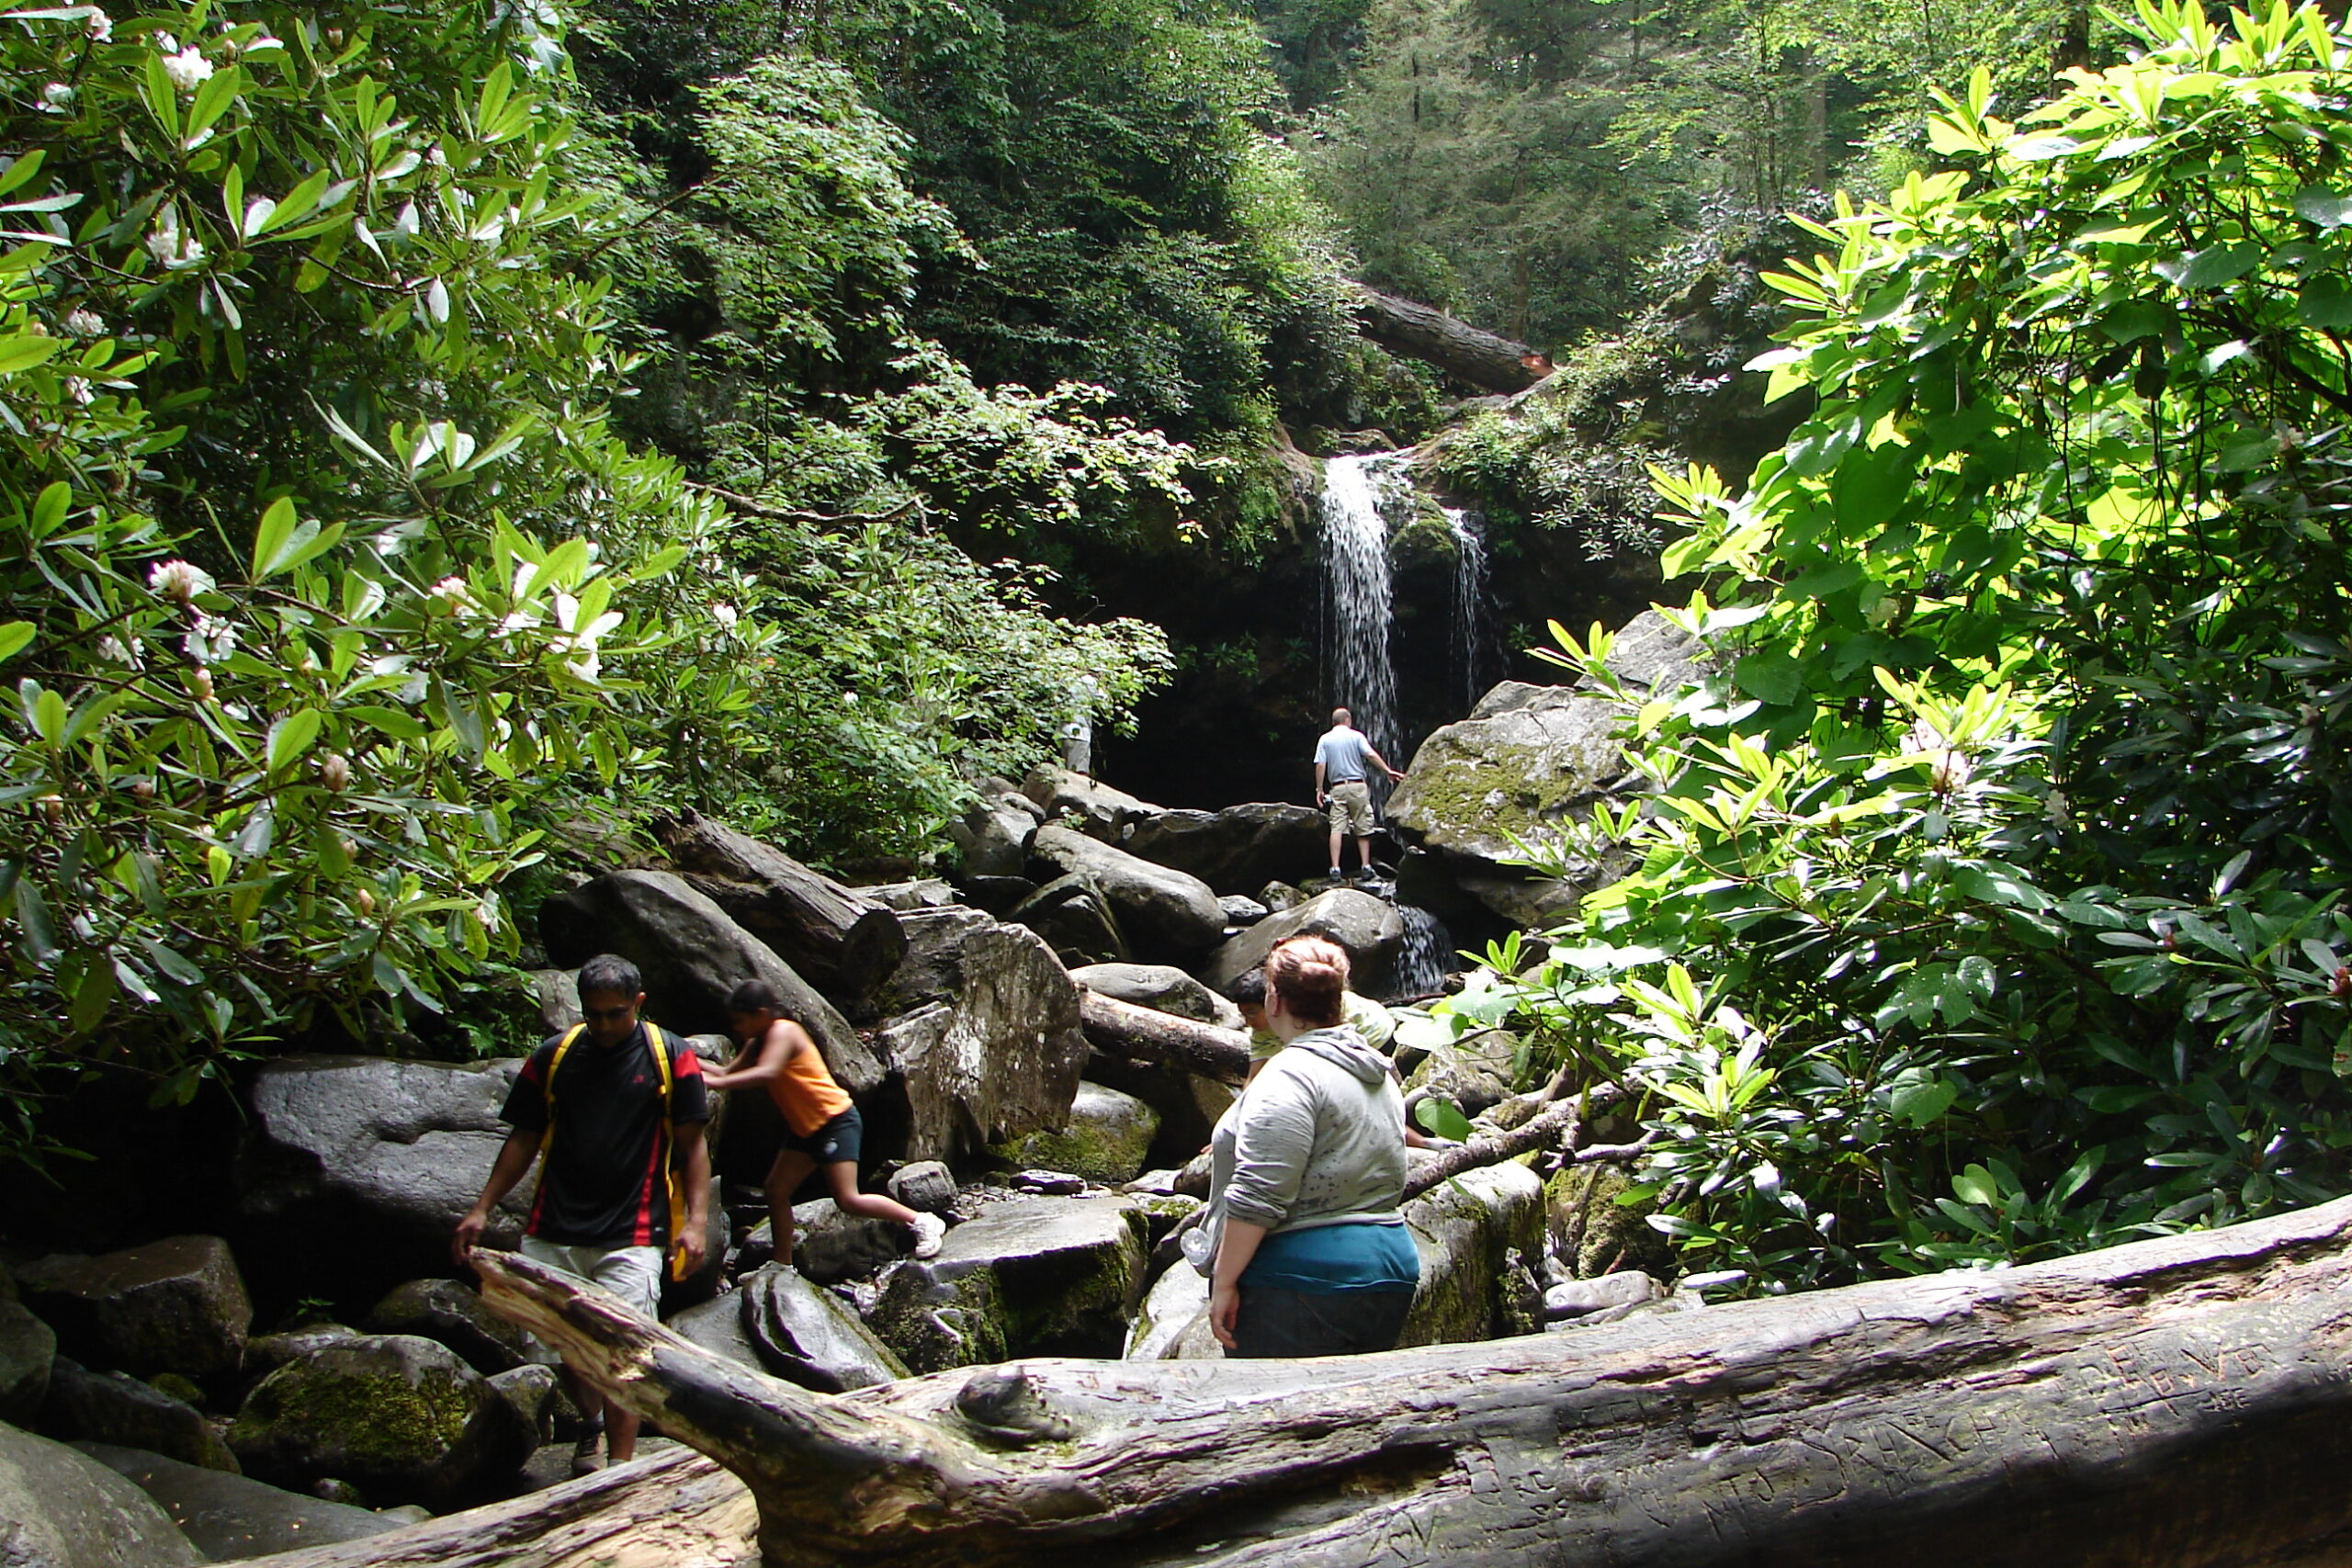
[654,810,906,1004]
[1080,987,1250,1083]
[462,1197,2352,1568]
[1353,286,1548,393]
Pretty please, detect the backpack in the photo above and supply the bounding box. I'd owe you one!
[540,1021,689,1274]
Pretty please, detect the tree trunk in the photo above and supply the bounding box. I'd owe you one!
[653,809,907,1005]
[1352,286,1549,394]
[1079,988,1250,1083]
[435,1197,2352,1568]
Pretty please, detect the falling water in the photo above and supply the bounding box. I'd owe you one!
[1445,506,1489,711]
[1386,906,1456,999]
[1319,453,1407,781]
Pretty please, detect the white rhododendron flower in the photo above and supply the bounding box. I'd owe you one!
[711,603,739,627]
[63,309,103,337]
[79,7,110,39]
[41,83,74,107]
[144,209,204,269]
[147,558,213,602]
[161,46,212,91]
[428,575,473,611]
[184,615,237,665]
[96,636,137,667]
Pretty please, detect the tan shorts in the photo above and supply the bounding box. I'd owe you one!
[519,1235,663,1321]
[1326,779,1375,836]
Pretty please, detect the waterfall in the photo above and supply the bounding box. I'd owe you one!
[1445,505,1489,711]
[1387,906,1456,999]
[1319,454,1407,777]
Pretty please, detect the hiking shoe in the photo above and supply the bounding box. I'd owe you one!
[910,1212,946,1259]
[570,1429,604,1476]
[1326,867,1343,882]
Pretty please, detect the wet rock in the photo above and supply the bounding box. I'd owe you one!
[1404,1028,1522,1119]
[864,904,996,1019]
[1258,881,1306,914]
[1028,826,1226,963]
[1219,894,1271,927]
[787,1199,907,1285]
[1547,1163,1676,1280]
[227,1334,532,1511]
[0,1281,55,1426]
[1123,1264,1220,1361]
[1123,803,1331,894]
[739,1266,908,1393]
[360,1279,530,1377]
[0,1423,202,1568]
[15,1235,252,1386]
[871,1198,1148,1373]
[1545,1270,1664,1320]
[886,925,1090,1167]
[1399,1160,1547,1347]
[537,868,882,1092]
[40,1359,238,1472]
[1008,873,1129,965]
[1587,608,1709,696]
[1201,888,1408,995]
[1021,764,1159,843]
[1070,963,1242,1029]
[994,1083,1160,1186]
[235,1058,533,1303]
[486,1364,558,1445]
[529,969,582,1033]
[79,1442,400,1560]
[887,1161,958,1215]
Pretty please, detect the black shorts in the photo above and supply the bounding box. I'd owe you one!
[780,1106,862,1165]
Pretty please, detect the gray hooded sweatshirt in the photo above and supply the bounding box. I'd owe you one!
[1210,1025,1408,1235]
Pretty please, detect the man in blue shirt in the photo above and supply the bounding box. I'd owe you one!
[1313,707,1406,883]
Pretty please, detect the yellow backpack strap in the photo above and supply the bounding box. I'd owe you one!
[539,1023,586,1159]
[644,1024,688,1260]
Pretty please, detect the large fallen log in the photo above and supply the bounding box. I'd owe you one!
[1353,285,1550,393]
[432,1198,2352,1568]
[1080,987,1251,1083]
[653,809,907,1004]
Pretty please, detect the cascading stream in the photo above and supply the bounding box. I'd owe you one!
[1386,905,1456,999]
[1319,454,1407,799]
[1444,505,1489,712]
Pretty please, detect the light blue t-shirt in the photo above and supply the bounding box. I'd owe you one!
[1316,727,1374,784]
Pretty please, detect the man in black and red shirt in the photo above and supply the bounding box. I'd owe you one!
[454,953,711,1473]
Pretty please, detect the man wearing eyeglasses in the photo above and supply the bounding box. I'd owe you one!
[452,952,711,1474]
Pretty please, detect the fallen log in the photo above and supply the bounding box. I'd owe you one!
[653,809,907,1004]
[454,1197,2352,1568]
[1080,987,1250,1083]
[1353,285,1550,393]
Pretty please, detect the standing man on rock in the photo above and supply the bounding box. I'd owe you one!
[453,953,712,1475]
[1315,706,1406,883]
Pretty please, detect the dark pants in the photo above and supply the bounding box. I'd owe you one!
[1230,1284,1413,1358]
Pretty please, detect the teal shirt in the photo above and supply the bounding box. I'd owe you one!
[1241,1220,1419,1294]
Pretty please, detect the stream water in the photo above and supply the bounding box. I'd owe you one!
[1445,505,1489,713]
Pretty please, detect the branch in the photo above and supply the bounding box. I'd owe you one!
[1403,1082,1622,1201]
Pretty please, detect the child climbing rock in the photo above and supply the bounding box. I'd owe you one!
[703,978,945,1265]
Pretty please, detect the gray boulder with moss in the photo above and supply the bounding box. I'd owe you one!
[1200,888,1407,994]
[992,1082,1161,1185]
[361,1278,531,1376]
[0,1273,54,1426]
[0,1423,202,1568]
[78,1441,400,1560]
[738,1266,908,1393]
[1403,1029,1522,1120]
[1070,963,1242,1029]
[40,1359,238,1473]
[14,1236,252,1387]
[1548,1163,1677,1280]
[1021,764,1159,843]
[884,924,1091,1166]
[870,1197,1148,1373]
[225,1333,531,1510]
[1398,1159,1547,1347]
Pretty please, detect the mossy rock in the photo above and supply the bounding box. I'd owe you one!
[870,1198,1148,1374]
[1546,1163,1676,1280]
[1398,1159,1546,1348]
[1386,687,1629,867]
[991,1082,1161,1185]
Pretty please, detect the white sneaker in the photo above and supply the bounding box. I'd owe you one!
[910,1212,946,1259]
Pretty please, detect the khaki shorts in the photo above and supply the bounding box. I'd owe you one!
[519,1235,663,1321]
[1326,779,1375,836]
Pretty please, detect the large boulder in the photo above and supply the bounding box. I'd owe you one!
[234,1057,532,1301]
[40,1359,238,1472]
[947,790,1040,879]
[1069,963,1242,1030]
[1398,1159,1547,1347]
[1080,1055,1233,1173]
[993,1082,1160,1186]
[1008,873,1129,965]
[882,926,1091,1166]
[1200,888,1408,994]
[226,1334,532,1510]
[1585,607,1710,695]
[870,1197,1148,1373]
[650,810,909,1005]
[78,1442,401,1560]
[662,1291,765,1373]
[14,1235,251,1386]
[860,904,996,1021]
[737,1267,908,1393]
[1123,1263,1220,1361]
[782,1199,905,1285]
[360,1279,531,1377]
[1403,1028,1523,1119]
[1028,825,1225,963]
[537,868,882,1093]
[1124,803,1331,894]
[1388,682,1627,865]
[1021,764,1159,843]
[0,1277,55,1425]
[0,1423,201,1568]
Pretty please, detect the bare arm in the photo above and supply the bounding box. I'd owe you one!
[1208,1219,1267,1349]
[1314,759,1328,804]
[453,1125,539,1265]
[673,1121,713,1273]
[703,1020,809,1092]
[1363,744,1406,782]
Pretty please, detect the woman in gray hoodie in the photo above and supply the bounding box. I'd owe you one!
[1207,936,1419,1357]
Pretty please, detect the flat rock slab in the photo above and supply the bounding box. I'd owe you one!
[871,1197,1148,1372]
[0,1421,200,1568]
[15,1235,252,1385]
[739,1267,908,1393]
[1123,803,1331,895]
[78,1441,400,1560]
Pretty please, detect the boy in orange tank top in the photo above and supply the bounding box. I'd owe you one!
[702,979,945,1264]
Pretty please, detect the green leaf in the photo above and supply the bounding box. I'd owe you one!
[1734,649,1804,705]
[2294,187,2352,229]
[0,334,62,375]
[1889,1071,1959,1128]
[266,708,324,771]
[0,622,31,662]
[1414,1097,1475,1142]
[2297,276,2352,330]
[1951,1164,1999,1207]
[2155,244,2261,290]
[68,955,115,1032]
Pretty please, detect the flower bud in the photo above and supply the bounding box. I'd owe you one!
[188,666,214,703]
[320,752,351,791]
[356,887,376,915]
[37,794,62,824]
[130,778,154,802]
